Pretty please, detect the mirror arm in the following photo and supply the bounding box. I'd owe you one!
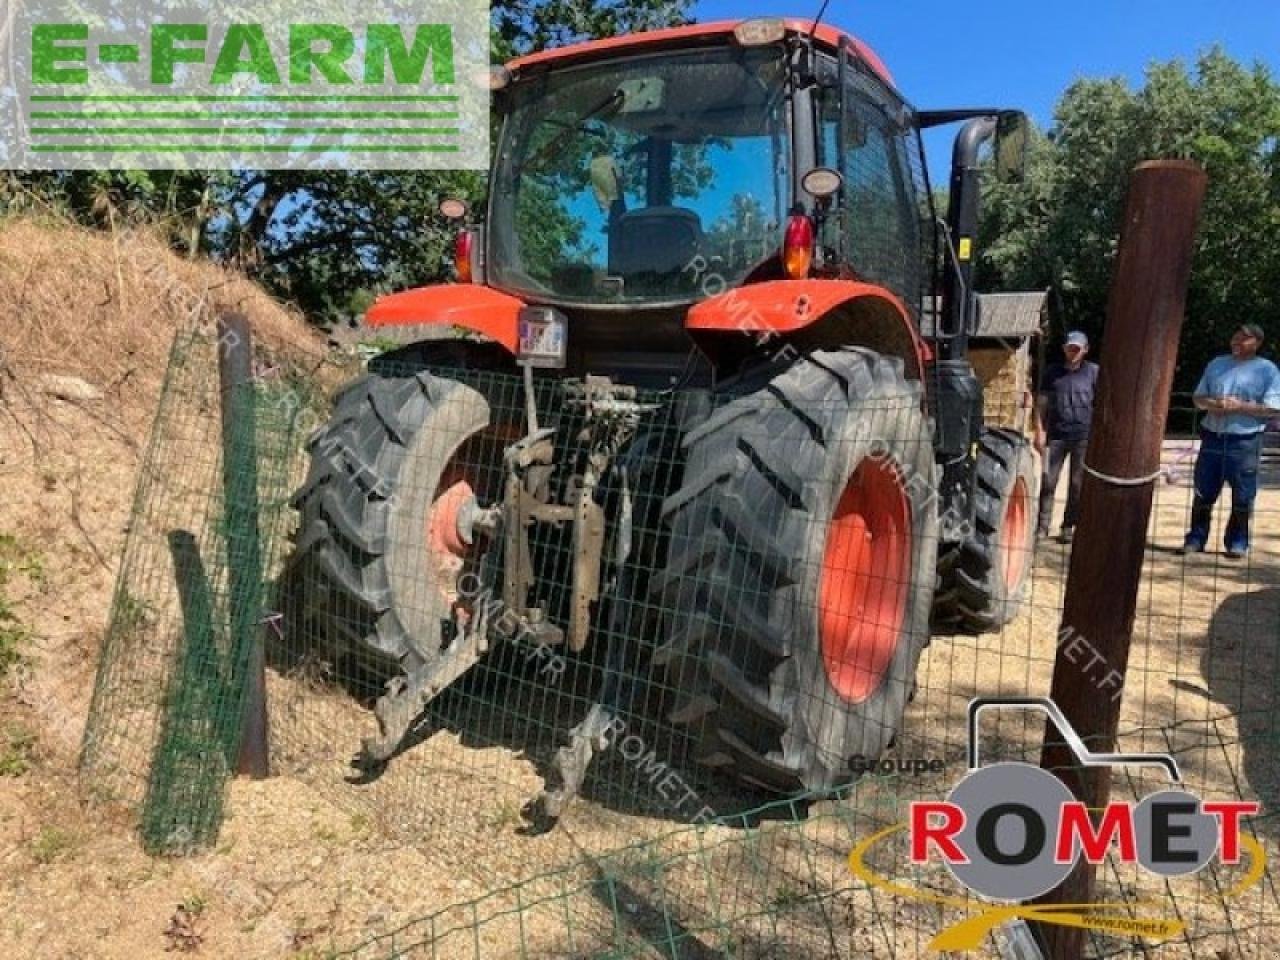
[790,33,819,88]
[917,108,1002,129]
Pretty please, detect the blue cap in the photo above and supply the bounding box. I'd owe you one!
[1065,331,1089,349]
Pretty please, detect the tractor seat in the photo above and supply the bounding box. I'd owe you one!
[610,207,703,277]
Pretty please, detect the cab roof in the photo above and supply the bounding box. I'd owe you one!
[505,19,895,89]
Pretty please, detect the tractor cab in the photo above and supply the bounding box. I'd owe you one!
[406,19,1027,392]
[316,19,1038,808]
[481,19,926,316]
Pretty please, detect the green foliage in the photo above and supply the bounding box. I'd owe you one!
[112,588,156,647]
[978,49,1280,391]
[2,170,225,256]
[179,892,209,917]
[0,533,45,584]
[0,724,37,777]
[771,882,808,909]
[356,336,408,359]
[492,0,692,62]
[2,1,692,326]
[704,193,777,275]
[0,534,40,679]
[29,825,79,864]
[220,168,487,324]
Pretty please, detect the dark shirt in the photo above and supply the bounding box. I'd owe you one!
[1040,361,1099,441]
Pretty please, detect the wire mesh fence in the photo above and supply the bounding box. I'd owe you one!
[79,322,1280,957]
[78,328,335,850]
[331,755,1280,960]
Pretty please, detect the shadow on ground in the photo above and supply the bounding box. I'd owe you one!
[1200,587,1280,818]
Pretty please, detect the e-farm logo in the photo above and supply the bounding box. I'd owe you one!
[1,0,488,170]
[849,698,1265,952]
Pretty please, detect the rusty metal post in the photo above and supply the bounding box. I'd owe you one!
[218,311,270,779]
[1032,160,1207,958]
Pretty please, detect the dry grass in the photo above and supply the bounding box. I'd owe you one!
[0,216,331,958]
[0,215,321,429]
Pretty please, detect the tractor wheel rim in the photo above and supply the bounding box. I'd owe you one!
[999,477,1030,594]
[818,458,913,704]
[427,478,476,599]
[429,480,475,558]
[423,423,519,611]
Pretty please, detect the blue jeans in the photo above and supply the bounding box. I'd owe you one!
[1185,430,1262,552]
[1037,437,1088,535]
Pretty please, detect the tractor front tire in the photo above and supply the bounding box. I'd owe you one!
[653,347,939,795]
[933,428,1038,633]
[287,368,493,681]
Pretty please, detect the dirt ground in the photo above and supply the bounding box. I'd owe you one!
[1,219,1278,958]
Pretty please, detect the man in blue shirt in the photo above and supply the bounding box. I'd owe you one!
[1181,323,1280,558]
[1035,331,1100,543]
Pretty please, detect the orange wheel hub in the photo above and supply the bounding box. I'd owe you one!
[818,459,913,704]
[999,477,1029,594]
[427,478,477,597]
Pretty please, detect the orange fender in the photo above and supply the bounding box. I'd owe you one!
[366,285,524,354]
[686,279,931,379]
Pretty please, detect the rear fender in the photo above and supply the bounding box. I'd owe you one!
[686,280,930,382]
[366,284,524,354]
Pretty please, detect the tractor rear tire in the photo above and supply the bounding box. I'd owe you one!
[653,347,939,795]
[932,428,1038,634]
[287,368,494,681]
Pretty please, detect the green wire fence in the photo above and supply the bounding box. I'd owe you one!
[79,324,1280,957]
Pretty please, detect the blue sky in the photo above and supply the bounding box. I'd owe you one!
[695,0,1280,181]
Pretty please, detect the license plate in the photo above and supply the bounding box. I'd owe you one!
[517,308,567,368]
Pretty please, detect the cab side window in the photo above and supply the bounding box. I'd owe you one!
[845,98,914,297]
[818,67,923,310]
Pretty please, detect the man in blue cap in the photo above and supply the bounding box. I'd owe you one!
[1035,330,1099,543]
[1181,323,1280,559]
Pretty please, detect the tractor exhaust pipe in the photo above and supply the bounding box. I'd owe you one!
[938,115,997,359]
[930,115,997,537]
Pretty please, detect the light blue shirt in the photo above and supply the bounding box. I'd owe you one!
[1194,355,1280,435]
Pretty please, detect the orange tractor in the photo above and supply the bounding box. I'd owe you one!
[289,18,1037,808]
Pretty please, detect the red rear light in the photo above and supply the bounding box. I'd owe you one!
[783,214,814,279]
[454,230,474,284]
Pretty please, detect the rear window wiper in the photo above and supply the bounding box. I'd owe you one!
[525,88,627,171]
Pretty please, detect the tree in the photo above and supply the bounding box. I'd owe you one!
[977,49,1280,392]
[3,0,692,324]
[492,0,690,61]
[225,0,692,323]
[218,168,485,321]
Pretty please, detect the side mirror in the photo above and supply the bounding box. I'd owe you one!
[995,111,1030,185]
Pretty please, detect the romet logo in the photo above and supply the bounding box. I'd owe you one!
[848,698,1265,952]
[1,0,488,171]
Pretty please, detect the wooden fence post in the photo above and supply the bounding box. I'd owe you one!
[218,311,270,780]
[1032,160,1207,958]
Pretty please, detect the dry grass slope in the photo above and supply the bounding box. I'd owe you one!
[0,217,339,959]
[0,216,318,423]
